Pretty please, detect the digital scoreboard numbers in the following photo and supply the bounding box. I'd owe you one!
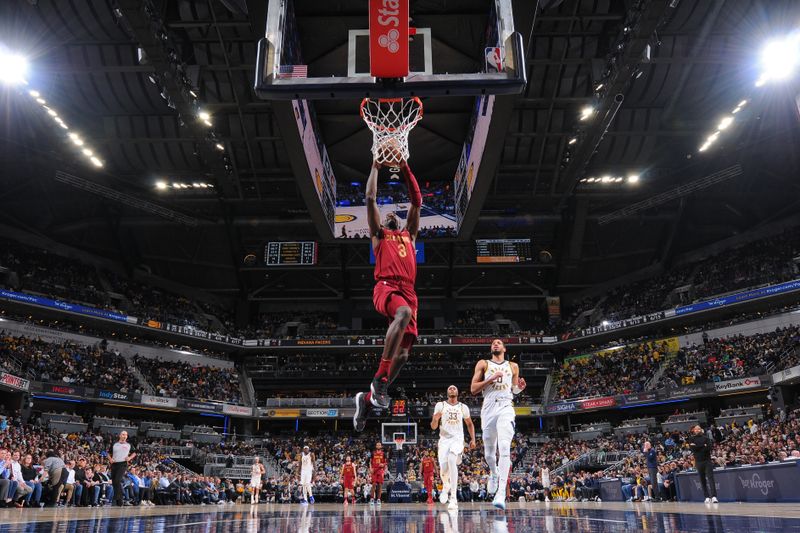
[391,399,407,417]
[476,238,532,263]
[265,242,317,266]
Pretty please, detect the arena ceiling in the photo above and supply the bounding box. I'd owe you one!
[1,0,799,304]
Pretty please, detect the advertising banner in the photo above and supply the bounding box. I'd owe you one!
[622,392,658,405]
[714,376,763,393]
[222,404,254,416]
[665,384,708,399]
[676,462,800,502]
[0,289,128,322]
[96,390,132,402]
[773,364,800,385]
[0,372,30,392]
[266,409,301,418]
[181,400,223,413]
[43,383,85,397]
[580,396,617,410]
[306,408,339,418]
[675,279,800,316]
[141,395,178,408]
[546,402,578,414]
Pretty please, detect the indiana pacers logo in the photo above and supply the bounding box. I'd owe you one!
[379,29,400,53]
[335,214,356,223]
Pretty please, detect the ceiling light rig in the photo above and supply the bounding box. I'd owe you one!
[24,90,104,168]
[154,180,215,192]
[579,172,641,186]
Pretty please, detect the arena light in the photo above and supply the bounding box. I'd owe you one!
[627,174,640,184]
[155,181,168,190]
[579,106,594,121]
[0,50,29,85]
[198,111,211,120]
[717,116,734,131]
[215,143,224,151]
[89,156,103,168]
[81,148,93,157]
[758,33,800,84]
[601,175,612,183]
[568,137,577,145]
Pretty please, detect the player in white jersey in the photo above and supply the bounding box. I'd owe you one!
[249,457,265,505]
[470,339,526,510]
[299,446,316,505]
[431,385,476,510]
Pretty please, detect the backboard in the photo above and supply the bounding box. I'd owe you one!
[254,0,526,100]
[381,422,418,446]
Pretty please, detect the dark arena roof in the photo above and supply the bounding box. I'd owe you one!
[3,0,800,528]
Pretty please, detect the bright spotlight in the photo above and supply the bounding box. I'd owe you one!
[698,141,711,152]
[198,111,211,120]
[81,148,93,157]
[35,98,45,104]
[89,156,103,168]
[627,174,640,184]
[71,137,84,146]
[215,143,224,151]
[28,90,39,97]
[155,181,168,190]
[759,34,800,83]
[568,137,577,145]
[580,106,594,121]
[0,51,29,85]
[601,175,612,183]
[718,116,734,130]
[46,109,57,117]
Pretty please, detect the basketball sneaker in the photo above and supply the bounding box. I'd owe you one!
[448,498,458,511]
[369,377,390,408]
[487,474,499,495]
[492,490,506,511]
[309,496,315,504]
[353,392,368,432]
[440,482,450,504]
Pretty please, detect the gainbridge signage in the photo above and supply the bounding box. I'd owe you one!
[267,409,301,418]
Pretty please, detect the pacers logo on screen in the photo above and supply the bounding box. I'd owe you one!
[335,214,356,223]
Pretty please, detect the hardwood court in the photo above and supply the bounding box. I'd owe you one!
[1,501,799,532]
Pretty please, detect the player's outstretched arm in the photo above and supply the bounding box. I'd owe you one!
[366,161,382,248]
[470,360,501,395]
[511,362,527,394]
[400,161,421,239]
[430,404,442,430]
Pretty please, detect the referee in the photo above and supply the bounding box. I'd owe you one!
[110,430,136,506]
[688,424,718,503]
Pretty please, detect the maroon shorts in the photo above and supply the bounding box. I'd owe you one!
[343,478,355,490]
[373,278,418,349]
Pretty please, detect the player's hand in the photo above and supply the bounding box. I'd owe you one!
[469,440,477,451]
[517,377,527,391]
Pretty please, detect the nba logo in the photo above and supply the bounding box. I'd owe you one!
[485,47,505,73]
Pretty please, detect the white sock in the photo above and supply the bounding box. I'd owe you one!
[447,454,458,496]
[497,441,511,495]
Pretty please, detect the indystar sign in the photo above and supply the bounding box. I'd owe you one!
[713,376,762,393]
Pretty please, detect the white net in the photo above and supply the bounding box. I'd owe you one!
[360,97,423,164]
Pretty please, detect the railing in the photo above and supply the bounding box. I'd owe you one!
[601,450,638,475]
[140,444,193,459]
[552,451,593,476]
[264,397,352,408]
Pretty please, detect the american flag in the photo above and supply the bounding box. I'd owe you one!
[277,64,308,78]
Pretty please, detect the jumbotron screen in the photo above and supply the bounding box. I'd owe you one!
[264,241,317,266]
[476,238,532,263]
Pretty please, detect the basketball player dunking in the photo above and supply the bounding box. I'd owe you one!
[470,339,526,510]
[431,385,476,510]
[419,451,437,504]
[354,156,421,432]
[341,456,357,505]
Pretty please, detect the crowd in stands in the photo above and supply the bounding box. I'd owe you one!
[336,180,454,212]
[552,341,669,400]
[133,357,242,404]
[0,334,140,394]
[566,228,800,330]
[660,325,800,387]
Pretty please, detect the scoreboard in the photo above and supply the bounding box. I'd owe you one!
[265,241,317,266]
[476,238,532,263]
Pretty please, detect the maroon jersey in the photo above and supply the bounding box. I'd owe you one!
[374,228,416,284]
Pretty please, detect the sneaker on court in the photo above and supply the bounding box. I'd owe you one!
[309,496,315,504]
[353,392,368,432]
[448,499,458,511]
[300,499,308,506]
[369,377,390,408]
[369,499,375,506]
[704,497,711,504]
[487,474,498,495]
[376,499,381,506]
[440,481,450,504]
[492,492,506,511]
[711,497,718,503]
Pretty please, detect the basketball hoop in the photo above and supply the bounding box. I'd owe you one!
[360,97,423,164]
[394,436,406,451]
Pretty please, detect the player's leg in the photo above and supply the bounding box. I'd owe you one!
[438,440,450,504]
[370,293,413,407]
[491,411,516,510]
[446,452,459,509]
[482,416,499,493]
[307,481,315,504]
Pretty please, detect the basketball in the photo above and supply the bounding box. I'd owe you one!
[378,138,404,167]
